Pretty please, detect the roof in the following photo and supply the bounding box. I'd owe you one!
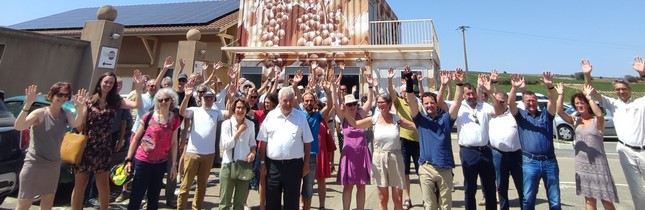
[9,0,239,31]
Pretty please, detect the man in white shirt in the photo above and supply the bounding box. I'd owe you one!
[455,82,497,210]
[258,87,314,210]
[177,89,228,210]
[586,58,645,208]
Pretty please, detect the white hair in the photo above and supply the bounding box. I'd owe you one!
[153,88,179,112]
[278,86,295,100]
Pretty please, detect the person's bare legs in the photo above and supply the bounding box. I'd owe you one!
[39,194,56,210]
[342,185,353,210]
[403,175,411,202]
[317,177,327,209]
[95,172,111,210]
[377,186,389,210]
[601,199,616,210]
[356,184,366,210]
[71,173,90,210]
[392,187,403,210]
[16,198,34,210]
[585,197,597,210]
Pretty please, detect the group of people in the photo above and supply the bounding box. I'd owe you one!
[10,55,645,210]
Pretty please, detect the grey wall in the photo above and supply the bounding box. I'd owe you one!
[0,27,93,96]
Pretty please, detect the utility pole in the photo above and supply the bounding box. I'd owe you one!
[458,26,470,79]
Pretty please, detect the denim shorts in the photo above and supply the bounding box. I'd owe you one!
[301,154,317,198]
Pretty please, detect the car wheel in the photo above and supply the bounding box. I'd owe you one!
[557,125,574,141]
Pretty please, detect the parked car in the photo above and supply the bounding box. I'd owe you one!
[5,95,77,182]
[553,104,617,141]
[0,91,25,205]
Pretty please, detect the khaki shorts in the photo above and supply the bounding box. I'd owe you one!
[371,149,406,189]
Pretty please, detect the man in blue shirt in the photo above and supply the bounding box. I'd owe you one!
[296,68,333,210]
[405,69,462,210]
[508,72,560,210]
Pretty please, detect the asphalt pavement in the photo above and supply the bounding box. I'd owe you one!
[0,135,635,210]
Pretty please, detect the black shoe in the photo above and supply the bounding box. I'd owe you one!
[85,198,100,207]
[166,200,177,208]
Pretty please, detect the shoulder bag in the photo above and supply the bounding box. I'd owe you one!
[229,120,254,181]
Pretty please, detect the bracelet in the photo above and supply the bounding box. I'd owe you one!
[456,83,464,86]
[547,86,555,90]
[22,108,29,112]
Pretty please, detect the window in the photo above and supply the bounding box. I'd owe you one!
[0,44,5,63]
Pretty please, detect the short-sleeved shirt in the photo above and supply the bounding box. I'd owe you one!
[372,112,401,151]
[455,102,493,147]
[393,97,419,141]
[135,112,182,163]
[414,109,455,169]
[489,109,521,152]
[131,92,154,132]
[185,107,224,155]
[257,109,314,160]
[301,110,323,154]
[601,95,645,146]
[514,109,555,156]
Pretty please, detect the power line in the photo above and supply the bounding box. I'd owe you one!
[469,26,644,50]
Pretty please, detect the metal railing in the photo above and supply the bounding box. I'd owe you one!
[369,19,438,47]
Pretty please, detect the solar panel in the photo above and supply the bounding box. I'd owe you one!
[9,0,239,30]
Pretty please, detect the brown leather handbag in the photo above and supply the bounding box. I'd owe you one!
[60,131,88,164]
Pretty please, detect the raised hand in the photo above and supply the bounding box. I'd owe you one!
[583,84,595,97]
[491,69,499,82]
[454,68,465,83]
[338,62,345,70]
[24,85,38,107]
[164,56,175,69]
[510,74,525,88]
[179,58,186,70]
[310,60,319,71]
[214,61,224,70]
[387,67,396,79]
[293,70,304,85]
[228,66,237,79]
[201,62,210,71]
[227,83,237,98]
[184,78,196,96]
[417,72,424,81]
[581,59,593,74]
[633,56,645,75]
[74,88,88,109]
[440,71,451,85]
[554,83,564,95]
[365,74,374,86]
[133,69,146,90]
[479,74,491,91]
[274,67,282,80]
[542,71,554,88]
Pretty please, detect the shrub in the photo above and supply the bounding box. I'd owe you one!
[574,72,585,80]
[625,75,639,83]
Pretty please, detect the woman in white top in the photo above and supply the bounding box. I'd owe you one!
[220,98,257,210]
[346,93,417,210]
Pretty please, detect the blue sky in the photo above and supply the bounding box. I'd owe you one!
[2,0,644,77]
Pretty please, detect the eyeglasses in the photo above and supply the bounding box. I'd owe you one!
[197,91,206,94]
[346,102,358,107]
[249,95,258,99]
[178,78,188,83]
[147,84,156,88]
[55,92,71,98]
[157,98,171,103]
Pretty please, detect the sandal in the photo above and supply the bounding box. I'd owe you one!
[403,199,412,210]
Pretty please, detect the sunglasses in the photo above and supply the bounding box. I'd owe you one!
[197,91,206,94]
[55,92,71,98]
[249,95,258,99]
[147,84,156,88]
[157,98,172,103]
[472,113,480,124]
[178,78,188,83]
[346,102,358,107]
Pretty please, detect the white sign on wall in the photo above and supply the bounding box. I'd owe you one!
[97,47,118,69]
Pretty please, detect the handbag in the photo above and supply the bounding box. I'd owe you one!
[229,120,254,181]
[60,131,88,164]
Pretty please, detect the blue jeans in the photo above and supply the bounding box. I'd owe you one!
[128,159,167,210]
[522,155,561,210]
[301,154,317,198]
[492,149,523,210]
[459,146,497,210]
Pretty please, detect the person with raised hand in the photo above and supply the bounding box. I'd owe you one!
[14,83,86,210]
[555,82,618,210]
[584,58,645,209]
[72,70,145,210]
[405,68,462,210]
[486,70,523,210]
[508,71,560,210]
[386,65,421,210]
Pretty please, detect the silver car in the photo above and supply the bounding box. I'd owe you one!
[553,104,617,141]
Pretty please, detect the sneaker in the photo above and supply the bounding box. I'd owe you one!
[85,198,100,207]
[478,198,486,206]
[115,191,130,202]
[166,200,177,208]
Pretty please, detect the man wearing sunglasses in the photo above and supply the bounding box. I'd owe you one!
[585,58,645,208]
